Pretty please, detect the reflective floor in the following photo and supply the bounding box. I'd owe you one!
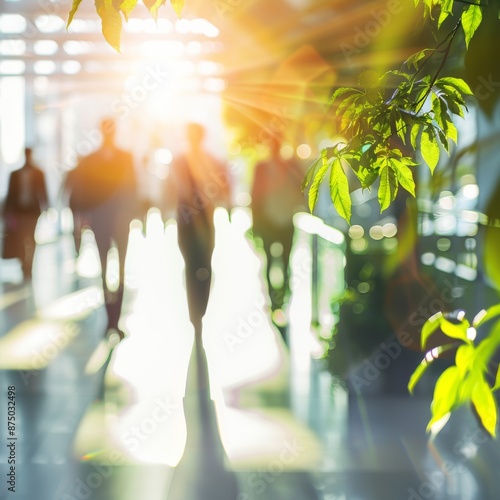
[0,209,499,500]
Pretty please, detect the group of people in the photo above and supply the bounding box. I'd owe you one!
[2,118,306,341]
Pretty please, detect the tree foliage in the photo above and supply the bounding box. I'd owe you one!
[303,0,485,223]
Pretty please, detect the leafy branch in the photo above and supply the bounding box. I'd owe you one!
[303,0,488,223]
[409,305,500,437]
[416,0,483,48]
[303,59,471,222]
[67,0,185,52]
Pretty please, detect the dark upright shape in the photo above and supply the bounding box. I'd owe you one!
[3,148,49,279]
[65,118,138,338]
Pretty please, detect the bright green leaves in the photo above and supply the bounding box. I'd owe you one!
[378,163,398,212]
[404,49,431,70]
[421,311,443,350]
[437,77,473,97]
[472,376,497,437]
[455,344,475,375]
[307,152,330,213]
[416,0,484,46]
[304,49,471,221]
[377,154,417,212]
[462,2,483,48]
[420,126,440,172]
[330,159,351,222]
[408,358,430,395]
[408,344,454,394]
[306,148,352,222]
[67,0,184,51]
[473,304,500,328]
[394,159,416,196]
[441,316,470,343]
[428,366,461,431]
[410,308,500,437]
[438,0,454,28]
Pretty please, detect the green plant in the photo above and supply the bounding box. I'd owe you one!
[408,305,500,437]
[304,0,491,223]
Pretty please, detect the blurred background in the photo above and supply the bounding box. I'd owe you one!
[1,0,500,499]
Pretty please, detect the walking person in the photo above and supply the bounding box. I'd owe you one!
[65,118,138,340]
[170,122,231,334]
[251,134,306,314]
[2,148,49,280]
[167,123,239,500]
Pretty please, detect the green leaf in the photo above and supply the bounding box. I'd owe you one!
[410,122,421,150]
[170,0,184,17]
[438,0,454,27]
[475,320,500,371]
[336,92,362,118]
[357,168,378,189]
[439,85,466,109]
[427,366,462,431]
[420,126,440,172]
[456,344,475,376]
[472,376,497,437]
[405,49,431,70]
[395,115,407,144]
[302,156,322,192]
[391,159,415,196]
[437,129,449,154]
[378,163,398,212]
[408,358,432,395]
[96,0,122,52]
[308,156,330,212]
[437,77,473,96]
[458,373,477,405]
[409,344,457,395]
[473,304,500,328]
[446,119,458,144]
[330,87,360,105]
[421,311,443,350]
[329,158,351,223]
[67,0,83,29]
[461,3,482,49]
[441,318,469,343]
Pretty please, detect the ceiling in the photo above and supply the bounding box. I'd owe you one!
[0,0,427,145]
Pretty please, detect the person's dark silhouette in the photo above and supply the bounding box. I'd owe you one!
[170,123,231,333]
[2,148,48,280]
[65,118,137,340]
[168,123,238,499]
[251,135,305,312]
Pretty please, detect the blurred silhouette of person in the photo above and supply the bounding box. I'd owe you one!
[251,134,306,313]
[168,124,238,499]
[65,118,138,340]
[170,123,231,334]
[2,148,48,280]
